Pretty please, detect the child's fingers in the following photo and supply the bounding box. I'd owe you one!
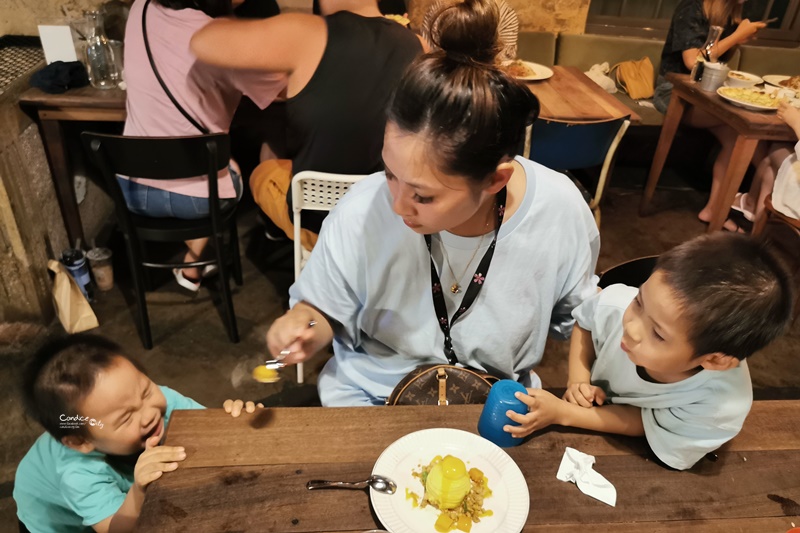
[229,399,244,418]
[223,399,233,413]
[145,435,161,450]
[257,402,264,408]
[141,446,186,464]
[595,388,607,406]
[245,401,256,413]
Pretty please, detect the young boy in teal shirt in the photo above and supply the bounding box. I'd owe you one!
[504,233,794,470]
[14,334,259,532]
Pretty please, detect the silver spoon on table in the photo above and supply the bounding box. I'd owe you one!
[306,475,397,495]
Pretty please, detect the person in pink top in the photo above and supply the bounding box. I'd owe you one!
[121,0,286,291]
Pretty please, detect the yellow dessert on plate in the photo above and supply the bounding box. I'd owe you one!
[426,455,472,510]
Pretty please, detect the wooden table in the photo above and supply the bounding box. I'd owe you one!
[640,72,796,232]
[137,402,800,532]
[526,66,641,124]
[18,85,126,243]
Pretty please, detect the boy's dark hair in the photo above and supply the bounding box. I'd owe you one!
[656,233,794,360]
[22,334,147,441]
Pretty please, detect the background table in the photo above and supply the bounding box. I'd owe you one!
[18,86,126,243]
[526,65,641,124]
[640,72,795,232]
[137,401,800,532]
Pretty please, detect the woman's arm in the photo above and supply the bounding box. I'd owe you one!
[681,19,767,70]
[190,14,326,73]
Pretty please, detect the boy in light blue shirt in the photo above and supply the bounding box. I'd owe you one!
[14,334,258,532]
[504,233,794,470]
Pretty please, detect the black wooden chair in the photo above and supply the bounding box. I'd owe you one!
[598,255,658,289]
[81,132,241,348]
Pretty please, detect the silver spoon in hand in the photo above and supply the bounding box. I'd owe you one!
[306,474,397,494]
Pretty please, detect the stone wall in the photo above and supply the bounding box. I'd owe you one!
[408,0,590,34]
[0,72,70,323]
[1,0,107,36]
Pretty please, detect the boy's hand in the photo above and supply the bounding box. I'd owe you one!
[504,389,565,439]
[223,399,264,418]
[563,382,607,408]
[777,101,800,134]
[134,436,186,491]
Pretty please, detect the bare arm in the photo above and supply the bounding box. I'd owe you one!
[509,389,645,438]
[92,485,145,533]
[266,301,335,364]
[563,324,607,407]
[681,19,767,70]
[190,14,327,74]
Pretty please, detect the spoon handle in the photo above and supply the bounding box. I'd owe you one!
[306,480,369,490]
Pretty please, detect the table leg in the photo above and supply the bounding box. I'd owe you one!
[38,116,84,244]
[707,135,758,233]
[640,95,686,215]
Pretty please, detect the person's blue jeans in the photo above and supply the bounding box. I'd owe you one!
[116,167,242,220]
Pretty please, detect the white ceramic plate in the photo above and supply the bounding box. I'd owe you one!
[503,60,554,81]
[370,428,529,533]
[716,87,779,112]
[763,74,791,88]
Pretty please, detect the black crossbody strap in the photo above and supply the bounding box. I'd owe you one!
[424,187,507,364]
[142,0,209,134]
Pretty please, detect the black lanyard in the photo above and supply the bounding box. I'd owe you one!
[424,187,507,364]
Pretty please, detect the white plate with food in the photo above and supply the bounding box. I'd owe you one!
[717,86,781,112]
[370,428,529,533]
[763,74,791,88]
[502,59,553,81]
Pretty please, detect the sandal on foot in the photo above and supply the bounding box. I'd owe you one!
[173,268,201,292]
[731,192,755,222]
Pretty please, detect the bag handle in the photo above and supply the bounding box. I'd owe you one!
[142,0,209,134]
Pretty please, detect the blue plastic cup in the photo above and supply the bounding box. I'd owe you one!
[477,380,528,448]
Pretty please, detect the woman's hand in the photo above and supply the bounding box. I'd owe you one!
[733,19,767,44]
[133,436,186,491]
[778,101,800,136]
[223,399,264,417]
[266,303,332,364]
[503,389,566,438]
[563,382,607,408]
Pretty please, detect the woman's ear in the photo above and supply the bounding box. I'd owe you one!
[62,435,96,454]
[699,352,741,371]
[485,160,515,194]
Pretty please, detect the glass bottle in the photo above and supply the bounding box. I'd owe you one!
[691,25,723,82]
[83,10,119,89]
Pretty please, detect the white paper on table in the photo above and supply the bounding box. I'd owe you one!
[38,25,78,64]
[556,447,617,507]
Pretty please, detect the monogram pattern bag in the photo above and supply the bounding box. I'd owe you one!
[386,365,499,406]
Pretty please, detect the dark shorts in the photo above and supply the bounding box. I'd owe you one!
[653,74,673,114]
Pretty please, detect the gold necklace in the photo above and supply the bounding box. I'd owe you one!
[440,204,495,294]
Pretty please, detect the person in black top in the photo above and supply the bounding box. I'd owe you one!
[654,0,766,231]
[191,0,424,249]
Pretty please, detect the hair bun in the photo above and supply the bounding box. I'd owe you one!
[431,0,501,65]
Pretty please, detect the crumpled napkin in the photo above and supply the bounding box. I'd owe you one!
[584,62,618,94]
[556,447,617,507]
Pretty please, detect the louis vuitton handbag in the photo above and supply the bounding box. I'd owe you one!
[386,364,498,406]
[386,187,508,406]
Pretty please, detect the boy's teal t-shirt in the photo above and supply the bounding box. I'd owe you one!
[14,386,204,533]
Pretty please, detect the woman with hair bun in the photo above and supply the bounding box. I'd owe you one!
[267,0,600,406]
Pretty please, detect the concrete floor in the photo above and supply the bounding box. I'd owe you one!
[2,178,799,529]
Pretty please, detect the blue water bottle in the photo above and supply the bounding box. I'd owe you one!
[478,380,528,448]
[62,248,94,301]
